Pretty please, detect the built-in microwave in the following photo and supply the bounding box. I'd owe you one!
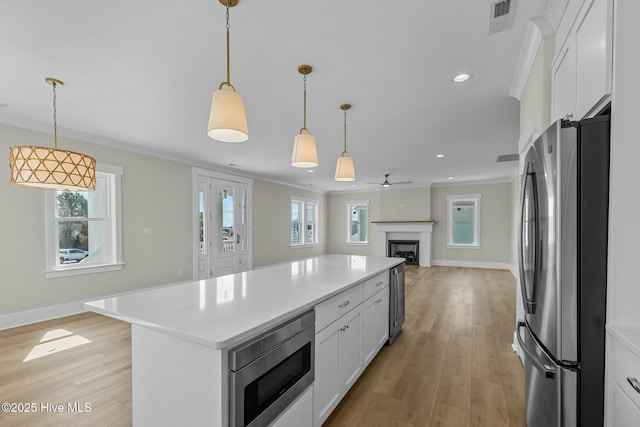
[229,310,315,427]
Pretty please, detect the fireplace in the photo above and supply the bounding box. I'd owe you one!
[373,220,436,267]
[388,240,419,265]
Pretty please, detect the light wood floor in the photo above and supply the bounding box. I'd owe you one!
[0,266,524,427]
[324,266,525,427]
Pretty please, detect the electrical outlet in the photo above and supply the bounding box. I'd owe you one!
[143,227,153,236]
[177,268,183,277]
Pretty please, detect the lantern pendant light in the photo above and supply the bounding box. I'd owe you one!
[207,0,249,143]
[334,104,356,181]
[291,65,318,168]
[9,78,96,191]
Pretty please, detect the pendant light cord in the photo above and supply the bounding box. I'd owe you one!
[225,3,231,85]
[302,74,307,132]
[52,81,58,149]
[342,109,348,155]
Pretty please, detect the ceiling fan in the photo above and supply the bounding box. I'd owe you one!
[367,174,413,188]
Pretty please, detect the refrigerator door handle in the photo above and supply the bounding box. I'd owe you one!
[517,321,556,379]
[519,162,540,314]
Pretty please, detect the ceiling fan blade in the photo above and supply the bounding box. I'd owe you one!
[391,181,413,185]
[364,181,381,185]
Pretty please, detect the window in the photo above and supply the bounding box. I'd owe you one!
[447,194,481,248]
[290,197,319,247]
[346,201,369,244]
[45,164,123,278]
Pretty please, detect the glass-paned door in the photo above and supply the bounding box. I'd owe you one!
[196,173,251,279]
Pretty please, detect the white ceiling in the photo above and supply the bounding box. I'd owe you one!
[0,0,549,192]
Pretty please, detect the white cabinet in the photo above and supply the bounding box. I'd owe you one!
[362,286,389,367]
[551,0,612,121]
[605,327,640,426]
[314,306,362,427]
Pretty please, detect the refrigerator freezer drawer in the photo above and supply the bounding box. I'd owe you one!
[518,321,577,427]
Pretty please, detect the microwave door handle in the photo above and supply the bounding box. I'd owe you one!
[516,321,556,379]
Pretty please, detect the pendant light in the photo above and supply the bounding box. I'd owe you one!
[334,104,355,181]
[291,65,318,168]
[207,0,249,143]
[9,78,96,191]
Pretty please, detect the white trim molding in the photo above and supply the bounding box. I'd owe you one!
[509,17,555,100]
[432,259,513,270]
[0,300,85,330]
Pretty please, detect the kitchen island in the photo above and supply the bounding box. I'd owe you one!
[85,254,403,427]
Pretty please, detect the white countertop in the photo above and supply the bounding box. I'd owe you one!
[85,255,403,349]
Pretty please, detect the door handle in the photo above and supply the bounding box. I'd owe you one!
[519,163,539,314]
[516,321,556,379]
[628,377,640,394]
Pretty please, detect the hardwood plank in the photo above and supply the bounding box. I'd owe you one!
[0,266,525,427]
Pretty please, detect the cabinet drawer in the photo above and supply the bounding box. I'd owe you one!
[363,271,388,301]
[612,338,640,409]
[315,284,363,332]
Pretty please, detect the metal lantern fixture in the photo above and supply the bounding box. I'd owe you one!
[291,65,318,168]
[207,0,249,143]
[9,78,96,191]
[334,104,355,181]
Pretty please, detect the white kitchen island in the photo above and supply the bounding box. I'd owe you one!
[85,254,403,427]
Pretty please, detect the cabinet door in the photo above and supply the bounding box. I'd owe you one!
[361,296,378,367]
[314,324,340,426]
[608,383,640,427]
[575,0,612,118]
[551,37,576,122]
[375,286,390,349]
[339,307,363,393]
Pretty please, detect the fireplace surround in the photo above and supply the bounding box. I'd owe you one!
[373,220,436,267]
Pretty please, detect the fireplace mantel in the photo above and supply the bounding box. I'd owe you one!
[373,221,436,267]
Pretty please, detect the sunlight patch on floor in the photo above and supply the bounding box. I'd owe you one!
[23,328,92,362]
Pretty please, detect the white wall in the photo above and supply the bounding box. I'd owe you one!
[0,123,193,316]
[378,187,431,221]
[326,191,380,256]
[252,179,327,268]
[431,182,513,267]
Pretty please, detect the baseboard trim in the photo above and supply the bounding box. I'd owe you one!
[0,300,86,331]
[431,259,513,270]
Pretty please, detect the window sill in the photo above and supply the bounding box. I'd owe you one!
[290,244,319,249]
[345,242,369,246]
[446,244,481,250]
[45,263,125,279]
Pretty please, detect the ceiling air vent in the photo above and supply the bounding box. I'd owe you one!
[496,153,519,162]
[489,0,516,35]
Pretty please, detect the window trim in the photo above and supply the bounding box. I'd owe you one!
[44,163,124,278]
[345,200,369,245]
[446,194,481,248]
[290,196,319,248]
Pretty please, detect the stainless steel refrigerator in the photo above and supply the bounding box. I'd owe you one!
[517,115,610,427]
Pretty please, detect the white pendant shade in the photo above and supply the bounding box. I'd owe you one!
[207,89,249,143]
[291,133,318,168]
[334,155,355,181]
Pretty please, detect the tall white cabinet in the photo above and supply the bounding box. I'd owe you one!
[605,0,640,425]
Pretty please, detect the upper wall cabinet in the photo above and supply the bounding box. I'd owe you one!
[551,0,613,121]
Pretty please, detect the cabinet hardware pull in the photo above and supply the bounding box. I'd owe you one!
[339,300,350,308]
[628,377,640,394]
[376,281,383,286]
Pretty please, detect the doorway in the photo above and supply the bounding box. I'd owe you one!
[193,168,252,279]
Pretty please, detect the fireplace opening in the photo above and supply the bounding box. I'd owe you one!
[388,240,419,265]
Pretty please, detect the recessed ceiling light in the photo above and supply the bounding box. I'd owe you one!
[436,154,445,158]
[448,176,454,180]
[453,73,471,83]
[307,169,315,173]
[352,184,357,187]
